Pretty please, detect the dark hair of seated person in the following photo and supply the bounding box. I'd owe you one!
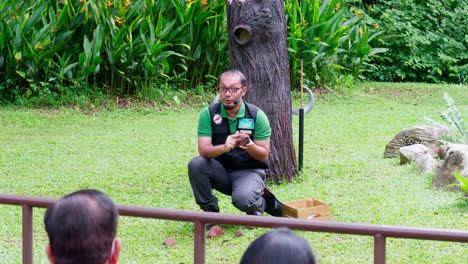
[44,189,118,264]
[240,228,316,264]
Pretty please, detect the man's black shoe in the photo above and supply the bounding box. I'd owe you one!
[203,207,219,231]
[262,187,283,217]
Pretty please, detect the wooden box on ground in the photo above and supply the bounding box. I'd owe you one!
[282,199,331,220]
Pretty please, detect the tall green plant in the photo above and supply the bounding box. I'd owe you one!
[1,1,53,98]
[446,171,468,195]
[99,0,190,96]
[424,93,468,144]
[439,93,468,144]
[0,0,390,104]
[0,0,193,102]
[286,0,386,90]
[287,0,348,89]
[169,0,228,91]
[341,22,387,79]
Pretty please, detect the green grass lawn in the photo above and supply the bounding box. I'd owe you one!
[0,82,467,263]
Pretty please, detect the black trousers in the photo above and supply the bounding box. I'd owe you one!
[188,156,266,214]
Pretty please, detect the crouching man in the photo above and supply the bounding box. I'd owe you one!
[188,69,281,217]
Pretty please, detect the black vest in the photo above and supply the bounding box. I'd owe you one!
[209,102,268,170]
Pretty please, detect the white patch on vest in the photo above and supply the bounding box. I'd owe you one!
[213,114,222,125]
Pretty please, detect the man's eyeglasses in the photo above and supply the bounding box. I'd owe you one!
[219,87,242,94]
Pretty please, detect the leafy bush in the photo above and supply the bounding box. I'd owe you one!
[0,0,226,103]
[0,0,386,105]
[366,0,467,83]
[286,0,387,90]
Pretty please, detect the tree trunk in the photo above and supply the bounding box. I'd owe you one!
[226,0,297,182]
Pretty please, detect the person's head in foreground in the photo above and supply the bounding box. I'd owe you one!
[240,228,316,264]
[44,189,121,264]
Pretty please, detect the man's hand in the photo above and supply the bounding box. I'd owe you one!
[198,131,269,161]
[197,133,243,159]
[223,134,239,153]
[229,131,248,147]
[234,131,269,161]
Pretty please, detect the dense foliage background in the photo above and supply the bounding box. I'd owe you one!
[361,0,467,83]
[0,0,466,105]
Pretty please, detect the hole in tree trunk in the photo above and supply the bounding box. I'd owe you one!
[234,26,251,45]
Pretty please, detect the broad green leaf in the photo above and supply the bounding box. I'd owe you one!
[150,43,171,56]
[368,48,388,57]
[193,44,201,60]
[63,62,79,75]
[16,70,26,78]
[368,30,385,42]
[14,23,22,50]
[24,2,47,32]
[86,65,96,75]
[92,56,102,66]
[454,172,468,192]
[83,36,91,64]
[160,20,176,40]
[78,53,86,67]
[33,24,53,46]
[56,1,70,28]
[329,64,346,70]
[312,0,320,25]
[92,25,104,55]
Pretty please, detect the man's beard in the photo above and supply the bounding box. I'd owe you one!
[224,103,235,110]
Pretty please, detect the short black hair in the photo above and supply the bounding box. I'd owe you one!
[240,228,316,264]
[44,189,118,264]
[220,69,247,87]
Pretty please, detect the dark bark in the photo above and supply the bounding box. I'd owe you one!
[226,0,297,182]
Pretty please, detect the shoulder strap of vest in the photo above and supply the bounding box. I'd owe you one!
[208,102,222,117]
[243,102,259,119]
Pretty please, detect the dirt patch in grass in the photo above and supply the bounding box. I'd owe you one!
[364,87,411,98]
[363,86,438,101]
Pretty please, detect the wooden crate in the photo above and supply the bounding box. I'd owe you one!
[282,199,331,220]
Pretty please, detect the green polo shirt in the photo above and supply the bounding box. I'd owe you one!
[197,102,271,140]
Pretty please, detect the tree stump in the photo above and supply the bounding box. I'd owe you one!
[226,0,296,182]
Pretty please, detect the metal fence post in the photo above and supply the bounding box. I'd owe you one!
[374,233,386,264]
[194,220,206,264]
[22,205,33,264]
